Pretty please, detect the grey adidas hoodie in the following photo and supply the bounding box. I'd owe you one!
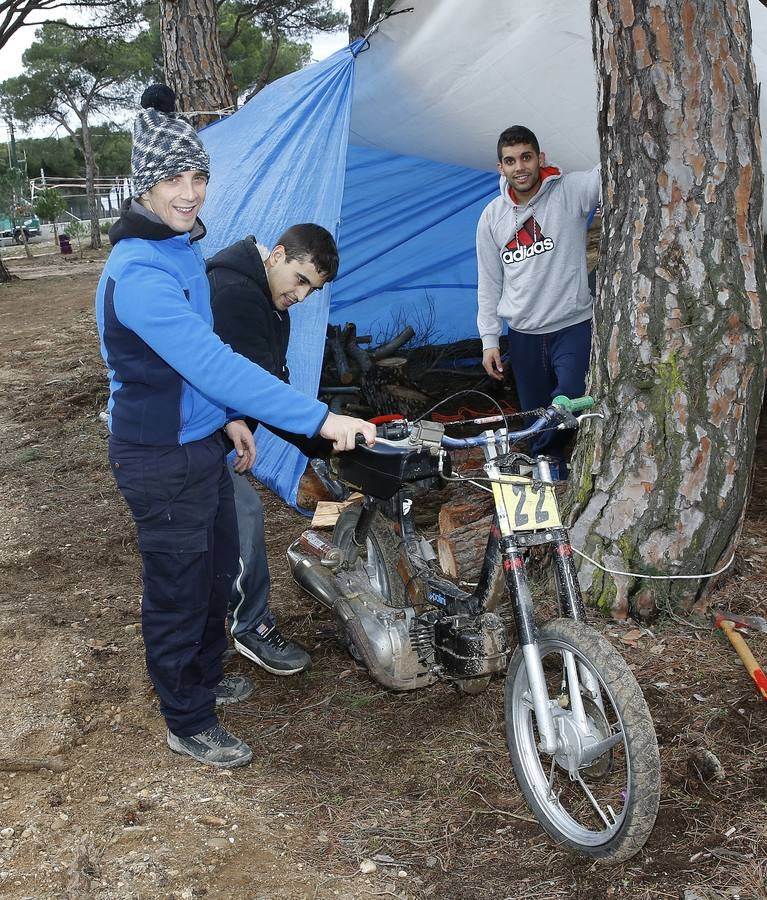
[476,165,600,345]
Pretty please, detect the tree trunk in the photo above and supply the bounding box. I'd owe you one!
[160,0,236,126]
[567,1,767,619]
[247,26,281,100]
[437,515,494,583]
[349,0,370,41]
[80,117,102,251]
[19,227,32,259]
[0,254,16,283]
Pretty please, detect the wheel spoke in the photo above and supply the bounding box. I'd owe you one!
[547,754,557,794]
[571,771,614,829]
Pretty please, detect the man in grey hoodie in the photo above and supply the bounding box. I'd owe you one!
[476,125,600,468]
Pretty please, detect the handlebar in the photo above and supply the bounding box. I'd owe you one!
[440,395,594,450]
[552,394,594,414]
[368,395,595,453]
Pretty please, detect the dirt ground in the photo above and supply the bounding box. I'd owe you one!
[1,245,766,900]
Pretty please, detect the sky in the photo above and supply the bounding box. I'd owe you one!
[0,1,351,143]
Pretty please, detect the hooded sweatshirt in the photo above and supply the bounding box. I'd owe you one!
[476,165,600,346]
[207,236,289,387]
[95,201,329,446]
[207,236,332,458]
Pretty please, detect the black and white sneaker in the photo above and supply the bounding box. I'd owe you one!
[214,674,254,706]
[234,625,311,675]
[167,723,253,768]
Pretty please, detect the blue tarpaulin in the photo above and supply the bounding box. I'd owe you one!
[200,42,497,506]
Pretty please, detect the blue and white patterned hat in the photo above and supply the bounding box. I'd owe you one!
[131,84,210,197]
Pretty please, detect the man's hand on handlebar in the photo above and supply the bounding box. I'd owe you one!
[482,347,504,381]
[320,411,376,452]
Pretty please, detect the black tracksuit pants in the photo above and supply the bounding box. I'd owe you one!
[108,432,239,737]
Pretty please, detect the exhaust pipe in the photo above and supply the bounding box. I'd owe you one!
[287,541,410,689]
[287,543,344,609]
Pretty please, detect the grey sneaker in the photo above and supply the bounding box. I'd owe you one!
[214,674,254,706]
[234,626,311,675]
[167,723,253,768]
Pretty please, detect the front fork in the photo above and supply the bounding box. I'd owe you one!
[501,528,599,755]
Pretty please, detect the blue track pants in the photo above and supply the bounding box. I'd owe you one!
[507,319,592,460]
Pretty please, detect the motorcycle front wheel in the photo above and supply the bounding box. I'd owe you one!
[505,618,660,863]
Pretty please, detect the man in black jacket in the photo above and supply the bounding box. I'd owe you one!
[207,224,339,675]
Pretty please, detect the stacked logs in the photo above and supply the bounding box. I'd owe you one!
[321,323,429,417]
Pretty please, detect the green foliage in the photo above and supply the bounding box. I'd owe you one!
[0,168,28,223]
[34,187,67,222]
[228,0,347,39]
[15,136,79,180]
[3,127,131,182]
[1,21,153,134]
[220,8,311,94]
[0,0,144,56]
[84,127,132,175]
[66,217,87,255]
[220,0,345,97]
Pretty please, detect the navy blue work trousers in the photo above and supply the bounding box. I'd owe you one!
[108,433,239,737]
[507,319,592,460]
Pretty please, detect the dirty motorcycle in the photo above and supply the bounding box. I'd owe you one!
[287,395,660,863]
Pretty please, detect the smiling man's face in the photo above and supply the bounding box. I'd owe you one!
[497,143,545,203]
[266,246,327,312]
[140,170,208,233]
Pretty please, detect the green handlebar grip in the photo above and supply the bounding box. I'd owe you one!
[552,395,595,413]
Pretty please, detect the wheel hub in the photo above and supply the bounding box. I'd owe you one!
[552,708,607,776]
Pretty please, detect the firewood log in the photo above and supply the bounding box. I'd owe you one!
[296,466,335,510]
[375,356,408,385]
[371,326,416,360]
[437,513,494,582]
[437,495,495,582]
[326,324,353,384]
[344,322,373,374]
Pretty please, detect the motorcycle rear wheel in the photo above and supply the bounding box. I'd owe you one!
[505,618,660,863]
[332,506,411,607]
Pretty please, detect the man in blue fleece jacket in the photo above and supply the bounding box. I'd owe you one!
[95,84,375,769]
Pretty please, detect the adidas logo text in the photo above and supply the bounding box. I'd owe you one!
[501,238,554,265]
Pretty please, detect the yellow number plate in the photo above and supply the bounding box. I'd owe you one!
[491,475,561,535]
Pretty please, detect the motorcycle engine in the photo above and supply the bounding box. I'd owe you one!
[433,612,509,677]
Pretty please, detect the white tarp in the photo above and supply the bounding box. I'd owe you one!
[351,0,767,200]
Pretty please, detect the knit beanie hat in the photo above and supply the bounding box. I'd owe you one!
[131,84,210,197]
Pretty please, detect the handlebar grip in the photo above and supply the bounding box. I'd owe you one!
[552,395,595,413]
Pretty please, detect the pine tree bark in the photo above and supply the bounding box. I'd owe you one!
[159,0,236,127]
[567,1,767,619]
[349,0,370,41]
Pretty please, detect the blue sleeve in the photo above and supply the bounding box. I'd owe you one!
[112,258,328,437]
